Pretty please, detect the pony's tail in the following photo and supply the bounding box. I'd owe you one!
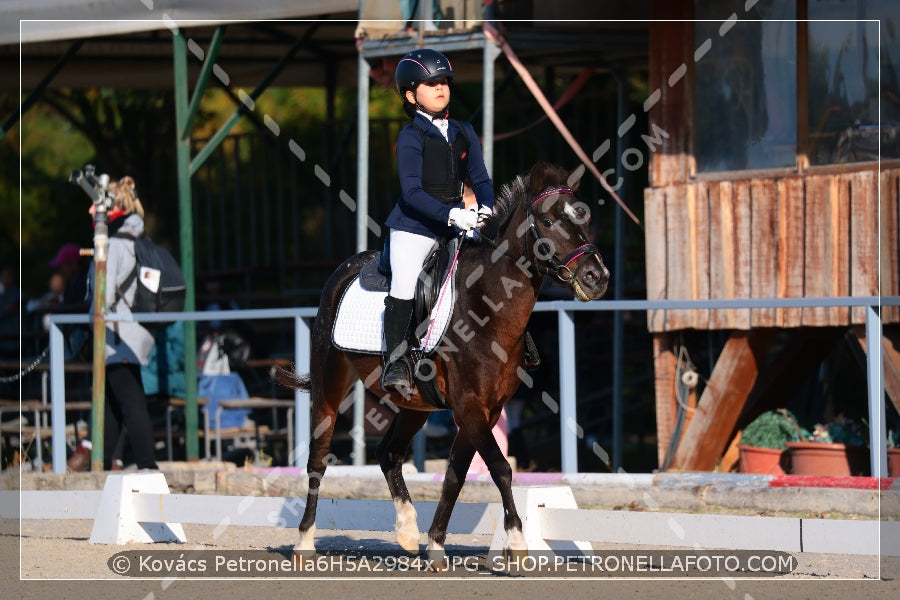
[270,363,311,391]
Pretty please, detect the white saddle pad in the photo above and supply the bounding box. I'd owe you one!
[332,267,456,355]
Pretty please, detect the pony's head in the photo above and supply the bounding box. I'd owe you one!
[520,162,609,301]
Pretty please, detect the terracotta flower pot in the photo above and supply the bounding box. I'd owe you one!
[737,445,789,475]
[785,441,869,477]
[889,448,900,477]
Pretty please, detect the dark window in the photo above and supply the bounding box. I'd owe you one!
[694,0,797,172]
[808,0,900,163]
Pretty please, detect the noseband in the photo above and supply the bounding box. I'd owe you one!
[526,187,601,284]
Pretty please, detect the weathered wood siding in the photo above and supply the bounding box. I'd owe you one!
[644,167,899,332]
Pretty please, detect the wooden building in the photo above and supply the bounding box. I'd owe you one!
[645,1,900,470]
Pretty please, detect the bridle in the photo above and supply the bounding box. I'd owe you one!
[480,185,601,287]
[525,186,601,285]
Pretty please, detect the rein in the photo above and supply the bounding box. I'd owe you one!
[479,185,601,285]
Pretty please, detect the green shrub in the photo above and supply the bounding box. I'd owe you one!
[741,410,802,450]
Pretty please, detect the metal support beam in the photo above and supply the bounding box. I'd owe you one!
[558,309,578,473]
[173,30,199,459]
[49,322,66,474]
[866,306,887,477]
[1,39,83,139]
[482,40,501,177]
[190,25,319,175]
[612,70,627,471]
[353,53,372,466]
[182,26,226,140]
[294,315,311,467]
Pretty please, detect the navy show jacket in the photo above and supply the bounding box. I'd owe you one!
[385,112,494,239]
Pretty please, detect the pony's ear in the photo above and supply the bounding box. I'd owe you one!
[528,161,548,194]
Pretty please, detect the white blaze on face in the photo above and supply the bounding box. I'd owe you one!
[562,200,590,225]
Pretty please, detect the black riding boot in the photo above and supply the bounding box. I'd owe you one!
[381,295,415,391]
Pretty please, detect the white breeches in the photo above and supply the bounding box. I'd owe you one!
[389,229,438,300]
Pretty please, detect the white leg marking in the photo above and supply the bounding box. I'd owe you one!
[294,524,317,554]
[506,527,527,552]
[426,537,447,569]
[426,538,445,554]
[394,498,420,554]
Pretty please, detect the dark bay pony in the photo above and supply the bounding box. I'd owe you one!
[276,162,609,557]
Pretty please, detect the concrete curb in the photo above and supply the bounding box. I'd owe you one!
[5,464,898,519]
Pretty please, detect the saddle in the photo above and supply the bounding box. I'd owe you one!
[359,236,458,332]
[337,236,540,409]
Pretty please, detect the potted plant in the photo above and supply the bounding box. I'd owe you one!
[785,414,870,477]
[737,410,798,475]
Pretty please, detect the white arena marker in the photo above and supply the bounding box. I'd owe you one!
[490,486,591,555]
[89,473,186,545]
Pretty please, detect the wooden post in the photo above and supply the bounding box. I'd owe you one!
[853,326,900,415]
[91,200,109,472]
[669,330,774,472]
[653,333,677,468]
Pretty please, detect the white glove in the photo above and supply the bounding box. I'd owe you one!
[477,205,493,223]
[448,207,479,231]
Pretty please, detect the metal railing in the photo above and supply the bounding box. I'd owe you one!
[46,296,897,476]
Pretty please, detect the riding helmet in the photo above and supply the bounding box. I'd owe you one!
[394,48,455,95]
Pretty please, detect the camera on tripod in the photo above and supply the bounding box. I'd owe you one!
[69,164,113,210]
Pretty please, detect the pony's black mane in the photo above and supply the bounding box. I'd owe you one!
[481,173,528,239]
[481,162,572,239]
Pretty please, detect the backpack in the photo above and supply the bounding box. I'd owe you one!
[112,233,186,328]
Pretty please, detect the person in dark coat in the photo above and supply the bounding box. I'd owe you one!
[69,176,159,471]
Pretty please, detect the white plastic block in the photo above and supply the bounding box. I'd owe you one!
[490,485,592,555]
[89,472,186,544]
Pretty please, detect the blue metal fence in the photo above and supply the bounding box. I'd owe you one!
[47,296,897,476]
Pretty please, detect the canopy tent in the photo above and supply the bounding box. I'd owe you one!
[4,1,361,90]
[2,0,359,44]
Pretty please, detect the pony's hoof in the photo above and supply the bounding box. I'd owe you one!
[426,546,446,571]
[504,547,528,562]
[426,558,447,572]
[396,530,420,554]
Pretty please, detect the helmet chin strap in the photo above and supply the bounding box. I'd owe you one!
[416,104,449,120]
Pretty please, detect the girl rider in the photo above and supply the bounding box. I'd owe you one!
[381,48,494,392]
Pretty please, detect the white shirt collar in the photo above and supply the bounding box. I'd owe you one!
[417,110,449,141]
